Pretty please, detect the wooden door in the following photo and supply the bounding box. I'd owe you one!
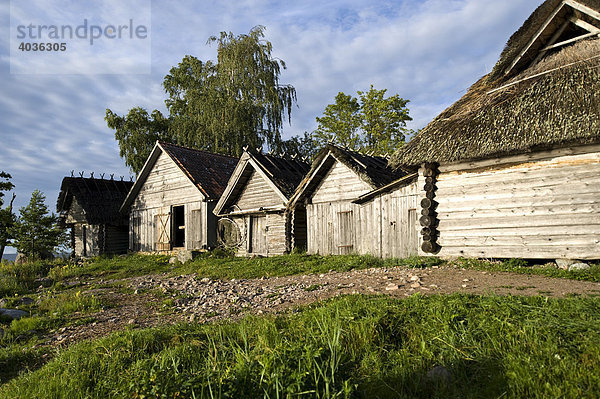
[250,215,267,254]
[336,210,354,255]
[155,213,171,252]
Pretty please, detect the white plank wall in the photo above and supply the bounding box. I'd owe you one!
[312,161,372,204]
[433,148,600,259]
[236,170,284,209]
[306,158,419,258]
[129,151,209,252]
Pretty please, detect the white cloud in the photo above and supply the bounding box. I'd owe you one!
[0,0,541,233]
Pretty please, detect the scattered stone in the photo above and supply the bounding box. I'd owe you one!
[569,262,590,271]
[555,259,578,270]
[127,319,136,325]
[177,250,201,264]
[409,276,420,282]
[200,277,210,283]
[429,284,438,288]
[385,283,399,291]
[426,365,452,382]
[169,257,177,264]
[462,279,470,282]
[134,289,139,294]
[0,308,29,320]
[461,284,467,288]
[410,282,421,289]
[0,299,6,308]
[189,314,196,322]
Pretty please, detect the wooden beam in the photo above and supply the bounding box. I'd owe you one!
[530,20,570,67]
[564,0,600,23]
[541,31,599,51]
[505,2,567,75]
[569,16,600,33]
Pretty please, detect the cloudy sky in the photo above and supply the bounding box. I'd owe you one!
[0,0,541,253]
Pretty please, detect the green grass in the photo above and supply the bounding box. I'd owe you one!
[0,259,64,297]
[46,253,443,282]
[456,258,600,282]
[1,294,599,398]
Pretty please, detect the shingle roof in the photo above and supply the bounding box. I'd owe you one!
[391,0,600,167]
[288,144,407,208]
[57,177,133,225]
[247,150,311,198]
[121,142,239,212]
[158,142,238,199]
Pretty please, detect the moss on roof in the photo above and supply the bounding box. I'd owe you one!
[392,3,600,168]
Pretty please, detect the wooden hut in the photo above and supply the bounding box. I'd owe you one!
[213,149,310,256]
[120,142,238,253]
[391,0,600,260]
[57,176,133,257]
[287,144,417,257]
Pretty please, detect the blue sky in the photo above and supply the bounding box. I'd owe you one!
[0,0,541,253]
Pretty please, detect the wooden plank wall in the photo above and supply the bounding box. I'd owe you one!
[432,147,600,259]
[236,169,284,209]
[306,159,420,258]
[130,151,208,252]
[227,168,289,256]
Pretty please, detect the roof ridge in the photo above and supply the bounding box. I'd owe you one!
[158,141,239,160]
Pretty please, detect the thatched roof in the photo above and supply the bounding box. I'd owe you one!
[392,0,600,168]
[57,177,133,225]
[214,150,310,215]
[288,144,407,208]
[121,142,238,211]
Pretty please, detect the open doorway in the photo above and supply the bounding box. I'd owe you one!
[172,205,185,248]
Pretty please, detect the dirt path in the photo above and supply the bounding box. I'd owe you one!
[44,265,600,347]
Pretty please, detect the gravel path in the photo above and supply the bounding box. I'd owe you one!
[43,265,600,346]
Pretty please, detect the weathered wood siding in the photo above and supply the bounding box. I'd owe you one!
[306,160,419,258]
[429,146,600,259]
[312,160,372,203]
[130,151,211,252]
[224,168,289,256]
[236,169,284,209]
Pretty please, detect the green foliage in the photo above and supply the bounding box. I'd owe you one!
[0,259,63,297]
[314,85,412,155]
[107,26,299,173]
[0,171,16,260]
[105,108,170,174]
[3,294,600,398]
[10,190,67,260]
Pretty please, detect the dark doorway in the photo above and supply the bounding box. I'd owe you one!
[172,205,185,248]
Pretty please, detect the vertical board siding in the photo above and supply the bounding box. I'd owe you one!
[432,149,600,259]
[225,166,290,256]
[307,178,419,258]
[129,151,208,252]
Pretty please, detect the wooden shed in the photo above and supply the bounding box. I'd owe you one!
[57,176,133,257]
[287,144,417,257]
[391,0,600,260]
[213,149,310,256]
[120,142,237,253]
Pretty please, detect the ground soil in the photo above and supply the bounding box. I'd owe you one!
[40,264,600,348]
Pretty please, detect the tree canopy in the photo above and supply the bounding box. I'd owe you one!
[106,26,298,173]
[313,86,412,155]
[11,190,66,259]
[0,171,15,259]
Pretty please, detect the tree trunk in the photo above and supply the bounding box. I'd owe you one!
[0,194,15,260]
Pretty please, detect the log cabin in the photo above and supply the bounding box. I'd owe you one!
[57,176,133,257]
[120,142,238,253]
[213,149,310,256]
[287,144,417,257]
[391,0,600,260]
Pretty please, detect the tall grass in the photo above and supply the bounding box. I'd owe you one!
[0,259,64,297]
[2,294,599,398]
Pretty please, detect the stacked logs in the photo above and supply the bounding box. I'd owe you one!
[420,163,439,253]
